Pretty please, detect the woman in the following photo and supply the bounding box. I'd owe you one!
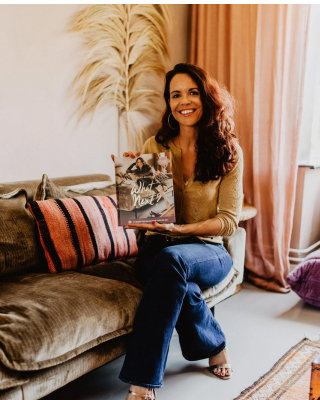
[126,156,171,211]
[126,157,153,182]
[112,63,243,400]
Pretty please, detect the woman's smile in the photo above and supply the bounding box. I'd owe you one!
[178,108,198,116]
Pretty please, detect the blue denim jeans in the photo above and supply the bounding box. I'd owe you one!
[119,235,233,389]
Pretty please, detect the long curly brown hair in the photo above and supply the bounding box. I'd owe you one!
[135,157,148,168]
[155,63,238,183]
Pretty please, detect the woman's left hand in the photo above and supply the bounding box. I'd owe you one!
[125,221,181,235]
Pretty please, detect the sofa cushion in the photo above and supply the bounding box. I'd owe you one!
[0,175,117,278]
[201,266,239,304]
[33,174,69,201]
[33,174,117,202]
[0,266,142,371]
[0,174,114,202]
[79,256,142,290]
[0,335,129,399]
[0,189,46,278]
[33,174,116,201]
[0,362,29,390]
[287,250,320,307]
[28,195,138,273]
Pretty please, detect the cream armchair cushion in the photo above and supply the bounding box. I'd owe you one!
[202,227,246,308]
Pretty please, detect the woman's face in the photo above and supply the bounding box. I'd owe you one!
[169,73,203,128]
[136,159,143,168]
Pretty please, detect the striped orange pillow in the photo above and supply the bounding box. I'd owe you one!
[28,195,138,273]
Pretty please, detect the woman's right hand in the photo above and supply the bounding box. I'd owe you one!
[111,151,140,162]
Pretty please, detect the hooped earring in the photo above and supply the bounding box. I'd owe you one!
[168,113,178,130]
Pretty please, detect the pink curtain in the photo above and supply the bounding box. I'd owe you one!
[191,5,309,292]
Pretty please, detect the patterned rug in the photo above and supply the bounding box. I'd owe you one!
[234,337,320,400]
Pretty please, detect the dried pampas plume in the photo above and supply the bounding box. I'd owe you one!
[71,4,172,151]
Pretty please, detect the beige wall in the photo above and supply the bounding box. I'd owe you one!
[0,4,190,184]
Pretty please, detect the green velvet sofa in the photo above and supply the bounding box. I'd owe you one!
[0,174,246,400]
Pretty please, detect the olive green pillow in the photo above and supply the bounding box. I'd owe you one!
[33,174,69,201]
[33,174,117,200]
[0,189,46,277]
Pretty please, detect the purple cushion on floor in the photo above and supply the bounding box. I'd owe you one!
[287,250,320,307]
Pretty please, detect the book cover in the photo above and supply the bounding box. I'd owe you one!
[310,354,320,400]
[114,152,176,226]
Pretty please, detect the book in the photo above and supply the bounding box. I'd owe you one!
[114,152,176,226]
[310,353,320,400]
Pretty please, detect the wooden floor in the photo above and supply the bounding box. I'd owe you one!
[43,280,320,400]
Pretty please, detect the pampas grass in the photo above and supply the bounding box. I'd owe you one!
[72,4,172,151]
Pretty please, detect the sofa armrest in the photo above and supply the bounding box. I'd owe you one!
[201,227,246,308]
[222,226,246,286]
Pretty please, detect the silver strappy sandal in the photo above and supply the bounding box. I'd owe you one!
[128,389,156,399]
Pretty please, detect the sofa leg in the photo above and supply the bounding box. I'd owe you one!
[211,306,215,317]
[234,283,242,295]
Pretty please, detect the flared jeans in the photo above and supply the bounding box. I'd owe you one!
[119,235,233,389]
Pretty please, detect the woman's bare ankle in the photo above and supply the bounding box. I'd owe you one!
[127,385,150,400]
[209,347,229,363]
[130,385,152,394]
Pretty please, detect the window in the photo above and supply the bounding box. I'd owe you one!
[298,5,320,167]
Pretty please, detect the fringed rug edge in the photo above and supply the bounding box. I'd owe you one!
[233,336,320,400]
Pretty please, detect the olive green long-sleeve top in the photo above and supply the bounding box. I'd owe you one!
[142,136,244,244]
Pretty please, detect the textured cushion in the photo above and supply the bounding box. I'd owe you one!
[0,362,28,390]
[0,189,46,278]
[0,267,142,371]
[287,250,320,307]
[33,174,69,201]
[0,335,129,399]
[202,227,246,308]
[202,266,239,304]
[33,174,116,200]
[28,195,138,273]
[0,174,114,203]
[79,256,142,290]
[0,175,116,278]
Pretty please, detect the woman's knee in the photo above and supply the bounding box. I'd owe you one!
[151,246,188,276]
[219,253,234,281]
[183,282,202,307]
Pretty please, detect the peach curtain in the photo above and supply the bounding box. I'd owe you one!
[191,5,310,292]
